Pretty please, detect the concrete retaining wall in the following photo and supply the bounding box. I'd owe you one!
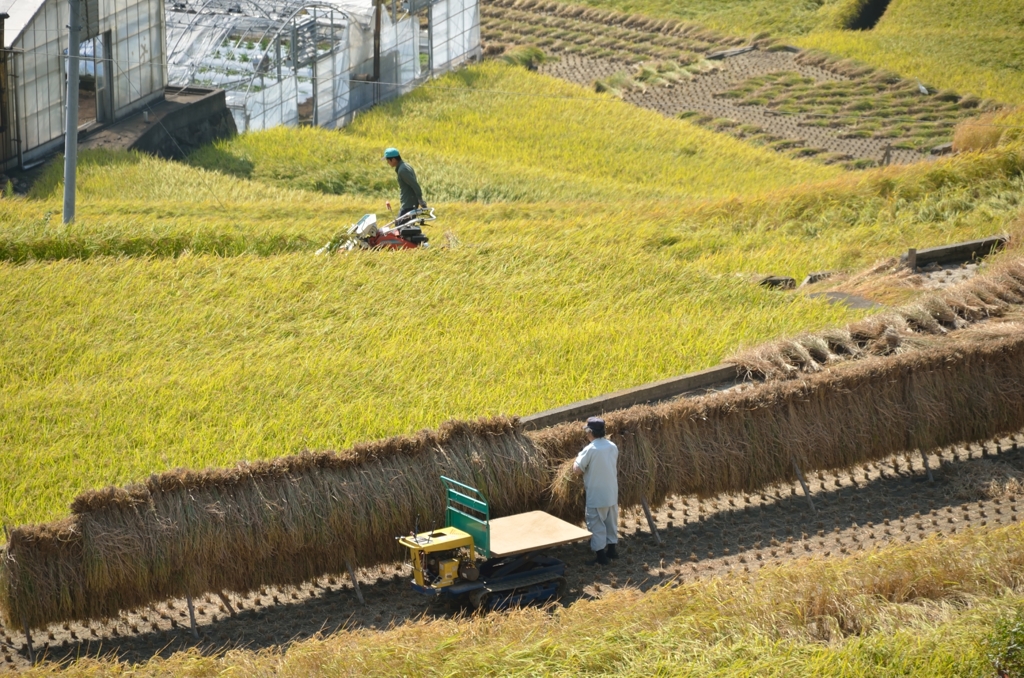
[130,88,236,160]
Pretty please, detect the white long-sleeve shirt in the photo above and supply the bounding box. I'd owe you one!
[574,438,619,508]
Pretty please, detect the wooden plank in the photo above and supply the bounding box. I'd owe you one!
[904,235,1007,267]
[488,511,591,558]
[521,364,740,431]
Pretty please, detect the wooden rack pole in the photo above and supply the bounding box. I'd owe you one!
[346,560,365,605]
[640,496,662,545]
[22,620,34,665]
[185,594,199,639]
[217,591,236,616]
[791,458,816,513]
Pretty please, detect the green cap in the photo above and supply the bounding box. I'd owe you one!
[383,147,400,159]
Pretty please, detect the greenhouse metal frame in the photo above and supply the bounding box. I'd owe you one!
[1,0,167,170]
[165,0,480,132]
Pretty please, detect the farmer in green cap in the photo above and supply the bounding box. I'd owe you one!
[383,147,427,224]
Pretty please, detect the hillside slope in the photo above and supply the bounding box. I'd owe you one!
[3,62,1024,525]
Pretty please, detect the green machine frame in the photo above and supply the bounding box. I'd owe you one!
[440,476,490,559]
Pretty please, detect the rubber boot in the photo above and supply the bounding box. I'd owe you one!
[588,547,609,566]
[605,543,619,560]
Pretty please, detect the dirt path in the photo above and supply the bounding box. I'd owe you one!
[4,432,1023,670]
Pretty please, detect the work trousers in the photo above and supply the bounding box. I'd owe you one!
[585,504,619,551]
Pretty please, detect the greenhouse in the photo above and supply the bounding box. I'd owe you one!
[165,0,480,132]
[0,0,167,170]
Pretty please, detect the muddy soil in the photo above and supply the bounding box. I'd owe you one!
[4,433,1023,671]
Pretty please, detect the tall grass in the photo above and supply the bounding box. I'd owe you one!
[21,522,1024,676]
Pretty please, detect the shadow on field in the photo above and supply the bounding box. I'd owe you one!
[183,144,255,180]
[12,437,1024,669]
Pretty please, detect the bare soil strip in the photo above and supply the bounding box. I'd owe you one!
[3,433,1022,671]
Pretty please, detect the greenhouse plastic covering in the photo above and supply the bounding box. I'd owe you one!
[166,0,479,132]
[2,0,166,164]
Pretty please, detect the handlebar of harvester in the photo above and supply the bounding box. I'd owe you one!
[379,207,437,232]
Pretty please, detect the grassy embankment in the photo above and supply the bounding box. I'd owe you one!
[541,0,1024,107]
[2,63,1023,527]
[21,521,1024,676]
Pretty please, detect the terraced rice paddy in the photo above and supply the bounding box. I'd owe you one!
[481,0,741,65]
[525,0,1024,107]
[4,0,1024,673]
[3,432,1023,672]
[483,0,1005,168]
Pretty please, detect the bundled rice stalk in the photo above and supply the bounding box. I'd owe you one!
[500,45,552,70]
[944,459,1024,501]
[543,334,1024,518]
[953,109,1021,152]
[1,417,548,630]
[5,264,1024,631]
[729,258,1024,379]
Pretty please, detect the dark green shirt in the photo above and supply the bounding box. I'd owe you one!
[395,161,424,212]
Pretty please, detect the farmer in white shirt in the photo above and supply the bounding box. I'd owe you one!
[573,416,619,566]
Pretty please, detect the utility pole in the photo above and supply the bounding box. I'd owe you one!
[0,12,9,135]
[63,0,81,223]
[372,0,381,83]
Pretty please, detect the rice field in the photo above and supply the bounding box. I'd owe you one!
[184,62,837,201]
[531,0,1024,105]
[4,14,1024,669]
[4,133,1023,528]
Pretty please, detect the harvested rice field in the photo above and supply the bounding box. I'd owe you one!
[3,432,1023,672]
[483,0,1004,168]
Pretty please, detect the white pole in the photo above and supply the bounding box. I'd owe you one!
[63,0,81,224]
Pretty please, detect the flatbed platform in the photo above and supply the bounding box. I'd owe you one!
[487,511,591,558]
